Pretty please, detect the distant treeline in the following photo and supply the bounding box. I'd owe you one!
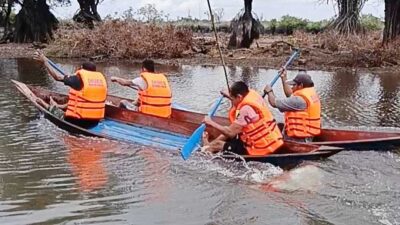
[172,14,383,35]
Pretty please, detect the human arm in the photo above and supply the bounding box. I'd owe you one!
[33,50,64,81]
[111,76,146,91]
[275,96,307,112]
[110,76,134,86]
[263,84,278,108]
[280,68,293,97]
[204,116,242,139]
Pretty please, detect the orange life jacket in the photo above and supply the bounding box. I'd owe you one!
[284,87,321,138]
[138,72,172,118]
[65,69,107,120]
[229,90,283,155]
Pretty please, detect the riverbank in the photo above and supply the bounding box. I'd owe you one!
[1,31,399,72]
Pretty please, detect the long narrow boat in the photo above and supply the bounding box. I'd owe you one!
[18,81,400,150]
[13,80,341,168]
[107,94,400,151]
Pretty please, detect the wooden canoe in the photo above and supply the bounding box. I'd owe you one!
[13,80,341,167]
[18,81,400,150]
[108,92,400,151]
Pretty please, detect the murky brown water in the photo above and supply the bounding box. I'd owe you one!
[0,58,399,224]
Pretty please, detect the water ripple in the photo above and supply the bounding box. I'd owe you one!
[1,60,400,224]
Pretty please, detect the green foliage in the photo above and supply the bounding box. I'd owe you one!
[277,15,308,34]
[261,16,330,34]
[305,20,330,33]
[360,14,383,31]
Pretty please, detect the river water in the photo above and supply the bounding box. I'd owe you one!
[0,58,399,225]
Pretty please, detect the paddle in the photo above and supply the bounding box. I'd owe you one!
[180,0,229,160]
[47,59,67,77]
[180,95,224,160]
[262,49,300,98]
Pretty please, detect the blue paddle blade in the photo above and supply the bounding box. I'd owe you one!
[180,96,224,160]
[181,124,206,160]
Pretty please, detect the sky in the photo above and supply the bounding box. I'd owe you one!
[52,0,385,22]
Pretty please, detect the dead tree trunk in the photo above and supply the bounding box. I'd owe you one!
[14,0,58,43]
[228,0,263,49]
[327,0,366,35]
[0,0,14,43]
[73,0,101,28]
[383,0,400,44]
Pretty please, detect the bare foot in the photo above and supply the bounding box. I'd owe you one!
[49,96,57,106]
[202,131,210,146]
[200,146,211,153]
[105,100,115,106]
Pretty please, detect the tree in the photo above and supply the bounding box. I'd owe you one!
[0,0,104,43]
[136,4,167,23]
[228,0,263,49]
[214,8,224,23]
[383,0,400,44]
[13,0,60,43]
[73,0,101,28]
[0,0,15,42]
[327,0,366,35]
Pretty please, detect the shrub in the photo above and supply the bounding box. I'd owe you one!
[48,20,193,59]
[360,14,384,31]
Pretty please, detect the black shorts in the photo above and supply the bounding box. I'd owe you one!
[223,138,248,155]
[65,118,100,129]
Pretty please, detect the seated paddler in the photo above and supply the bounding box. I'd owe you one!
[33,50,107,128]
[202,81,284,156]
[263,68,321,142]
[110,59,172,118]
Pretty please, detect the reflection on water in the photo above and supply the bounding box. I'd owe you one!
[64,136,109,192]
[0,58,400,224]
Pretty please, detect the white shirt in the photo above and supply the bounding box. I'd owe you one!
[131,77,147,91]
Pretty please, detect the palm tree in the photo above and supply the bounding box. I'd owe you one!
[383,0,400,44]
[228,0,263,48]
[13,0,59,43]
[73,0,102,28]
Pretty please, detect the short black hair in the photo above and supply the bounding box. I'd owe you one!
[81,62,96,72]
[142,59,155,72]
[230,81,249,97]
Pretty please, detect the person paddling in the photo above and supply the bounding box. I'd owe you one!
[33,50,108,128]
[263,68,321,142]
[110,59,172,118]
[202,81,283,156]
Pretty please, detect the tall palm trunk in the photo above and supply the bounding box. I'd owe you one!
[383,0,400,44]
[14,0,58,43]
[73,0,101,28]
[228,0,263,49]
[0,0,14,42]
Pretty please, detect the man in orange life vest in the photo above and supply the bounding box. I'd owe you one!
[202,81,284,156]
[33,50,108,128]
[264,68,321,142]
[110,59,172,118]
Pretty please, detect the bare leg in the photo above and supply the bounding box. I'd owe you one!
[49,96,67,110]
[36,98,50,109]
[49,96,58,106]
[205,140,226,153]
[201,132,227,153]
[119,100,137,111]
